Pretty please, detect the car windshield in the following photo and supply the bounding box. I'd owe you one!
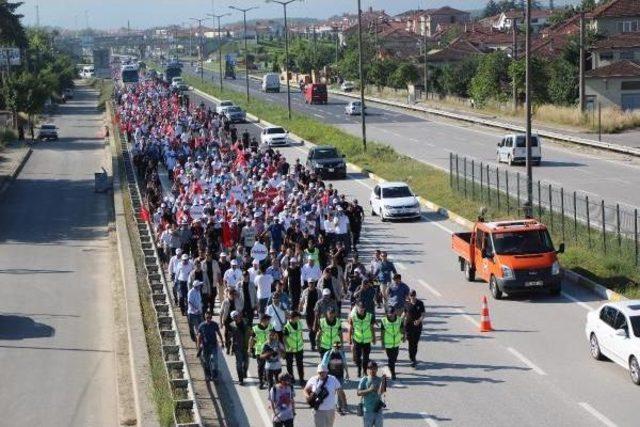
[492,230,554,255]
[313,148,339,159]
[41,125,55,129]
[267,127,285,134]
[227,107,242,113]
[382,186,412,198]
[351,102,361,107]
[221,102,233,107]
[515,135,539,147]
[630,316,640,338]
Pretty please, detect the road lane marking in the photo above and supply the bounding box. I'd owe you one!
[507,347,547,376]
[313,113,324,119]
[420,412,440,427]
[248,378,273,427]
[419,279,442,297]
[579,402,618,427]
[455,308,481,328]
[561,292,594,311]
[396,261,407,271]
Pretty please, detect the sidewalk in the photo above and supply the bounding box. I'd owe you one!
[0,140,32,196]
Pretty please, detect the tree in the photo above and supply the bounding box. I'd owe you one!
[0,1,27,48]
[368,59,396,90]
[548,59,578,105]
[388,63,420,90]
[508,56,550,104]
[442,56,480,97]
[483,0,500,18]
[470,51,512,105]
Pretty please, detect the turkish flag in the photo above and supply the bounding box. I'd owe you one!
[139,207,150,222]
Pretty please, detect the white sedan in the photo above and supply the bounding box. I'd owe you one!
[345,101,365,116]
[216,100,234,115]
[369,182,421,221]
[585,300,640,385]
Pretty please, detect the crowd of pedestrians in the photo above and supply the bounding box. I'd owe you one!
[114,75,425,427]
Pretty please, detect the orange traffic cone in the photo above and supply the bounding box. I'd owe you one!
[480,296,494,332]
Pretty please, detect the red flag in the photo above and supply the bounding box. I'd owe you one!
[139,207,150,222]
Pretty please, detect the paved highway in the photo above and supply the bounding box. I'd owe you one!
[0,84,118,426]
[185,65,640,212]
[185,88,639,427]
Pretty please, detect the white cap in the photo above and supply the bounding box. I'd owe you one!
[230,310,239,318]
[181,254,189,260]
[317,363,328,373]
[193,280,203,287]
[322,288,331,296]
[230,259,238,266]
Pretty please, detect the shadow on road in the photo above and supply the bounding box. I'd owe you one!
[0,315,55,340]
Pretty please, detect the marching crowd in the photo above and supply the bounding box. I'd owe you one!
[114,75,426,427]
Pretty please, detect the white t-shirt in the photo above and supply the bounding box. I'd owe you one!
[305,375,342,411]
[265,304,286,331]
[255,273,274,299]
[251,242,268,261]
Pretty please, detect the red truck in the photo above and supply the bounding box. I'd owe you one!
[451,219,564,299]
[304,83,328,105]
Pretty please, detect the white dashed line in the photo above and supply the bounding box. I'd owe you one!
[248,377,273,427]
[313,113,324,119]
[420,412,440,427]
[418,279,442,298]
[579,402,618,427]
[561,292,595,311]
[507,347,547,376]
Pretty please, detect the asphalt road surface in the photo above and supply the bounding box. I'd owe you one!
[0,84,118,426]
[186,64,640,212]
[187,88,639,427]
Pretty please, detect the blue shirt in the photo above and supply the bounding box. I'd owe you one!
[376,261,397,283]
[197,320,220,349]
[387,281,410,310]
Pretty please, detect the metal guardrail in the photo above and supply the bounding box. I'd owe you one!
[118,129,203,427]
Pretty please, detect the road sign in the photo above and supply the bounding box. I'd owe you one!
[0,48,21,66]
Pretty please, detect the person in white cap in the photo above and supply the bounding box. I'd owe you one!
[168,248,183,303]
[303,363,343,427]
[187,280,204,342]
[223,259,243,291]
[176,253,194,315]
[301,256,322,289]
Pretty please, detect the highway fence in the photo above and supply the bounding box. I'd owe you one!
[449,153,639,267]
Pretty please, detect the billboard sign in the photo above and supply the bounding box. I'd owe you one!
[0,48,21,66]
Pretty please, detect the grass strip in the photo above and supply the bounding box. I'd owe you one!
[111,112,177,426]
[185,75,639,298]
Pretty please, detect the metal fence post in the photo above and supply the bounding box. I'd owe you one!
[560,187,565,243]
[486,164,491,204]
[586,195,591,247]
[616,203,621,251]
[455,154,460,192]
[601,200,607,255]
[548,184,553,232]
[449,153,453,188]
[480,162,484,202]
[537,180,542,219]
[463,158,468,198]
[635,209,638,267]
[517,172,521,211]
[573,191,578,242]
[496,167,501,209]
[471,160,475,200]
[506,170,510,215]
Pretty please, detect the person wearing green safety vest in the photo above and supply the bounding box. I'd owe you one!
[283,311,306,387]
[250,313,273,389]
[380,307,404,381]
[349,301,376,378]
[317,307,342,359]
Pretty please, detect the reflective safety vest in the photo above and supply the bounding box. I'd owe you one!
[351,312,373,344]
[252,324,273,355]
[320,318,341,350]
[284,321,304,353]
[381,316,402,348]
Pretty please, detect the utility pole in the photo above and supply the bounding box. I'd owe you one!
[512,18,518,111]
[35,4,40,28]
[524,0,533,218]
[333,26,340,65]
[313,25,318,73]
[579,11,586,112]
[229,6,259,103]
[423,14,428,99]
[357,0,367,151]
[190,18,205,81]
[268,0,301,120]
[207,13,229,91]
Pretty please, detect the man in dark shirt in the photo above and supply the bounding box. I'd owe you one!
[285,258,302,310]
[197,311,225,381]
[348,200,365,249]
[229,311,251,385]
[353,279,377,320]
[404,289,425,368]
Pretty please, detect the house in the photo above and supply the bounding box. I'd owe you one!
[403,6,470,37]
[588,0,640,35]
[492,9,553,33]
[427,37,484,65]
[585,59,640,109]
[591,33,640,68]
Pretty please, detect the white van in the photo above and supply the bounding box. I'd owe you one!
[80,65,95,78]
[497,133,542,166]
[262,73,281,93]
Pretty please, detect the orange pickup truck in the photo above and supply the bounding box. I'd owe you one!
[451,219,564,299]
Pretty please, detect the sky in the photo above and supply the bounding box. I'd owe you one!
[18,0,580,30]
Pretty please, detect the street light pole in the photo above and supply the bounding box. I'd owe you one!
[229,6,259,103]
[268,0,301,120]
[190,17,205,81]
[357,0,367,151]
[524,0,533,217]
[208,13,230,92]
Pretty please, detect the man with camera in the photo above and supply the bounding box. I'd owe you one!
[357,361,387,427]
[303,364,343,427]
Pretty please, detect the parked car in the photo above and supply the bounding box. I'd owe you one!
[37,123,59,141]
[586,301,640,385]
[224,106,246,123]
[260,126,289,147]
[345,100,365,116]
[306,145,347,179]
[497,133,542,166]
[341,81,355,92]
[171,76,184,88]
[369,182,421,222]
[216,100,234,115]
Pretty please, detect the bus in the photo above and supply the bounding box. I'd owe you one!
[121,64,140,83]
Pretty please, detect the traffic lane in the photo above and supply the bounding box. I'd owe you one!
[188,65,640,210]
[191,91,628,426]
[0,84,117,426]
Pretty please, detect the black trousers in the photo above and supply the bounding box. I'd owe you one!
[305,313,317,350]
[285,351,305,382]
[353,341,371,376]
[257,358,266,385]
[407,327,422,362]
[266,368,281,389]
[385,347,399,376]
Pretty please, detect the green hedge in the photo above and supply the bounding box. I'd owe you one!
[185,75,639,298]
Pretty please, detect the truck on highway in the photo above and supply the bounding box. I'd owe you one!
[164,61,182,83]
[262,73,281,92]
[451,218,564,299]
[304,83,327,105]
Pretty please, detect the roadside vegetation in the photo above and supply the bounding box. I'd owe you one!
[94,79,114,112]
[186,75,639,297]
[0,128,17,149]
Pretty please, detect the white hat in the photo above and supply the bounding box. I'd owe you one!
[230,310,239,318]
[220,252,228,257]
[193,280,203,287]
[230,259,238,266]
[181,254,189,260]
[322,288,331,296]
[317,363,328,373]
